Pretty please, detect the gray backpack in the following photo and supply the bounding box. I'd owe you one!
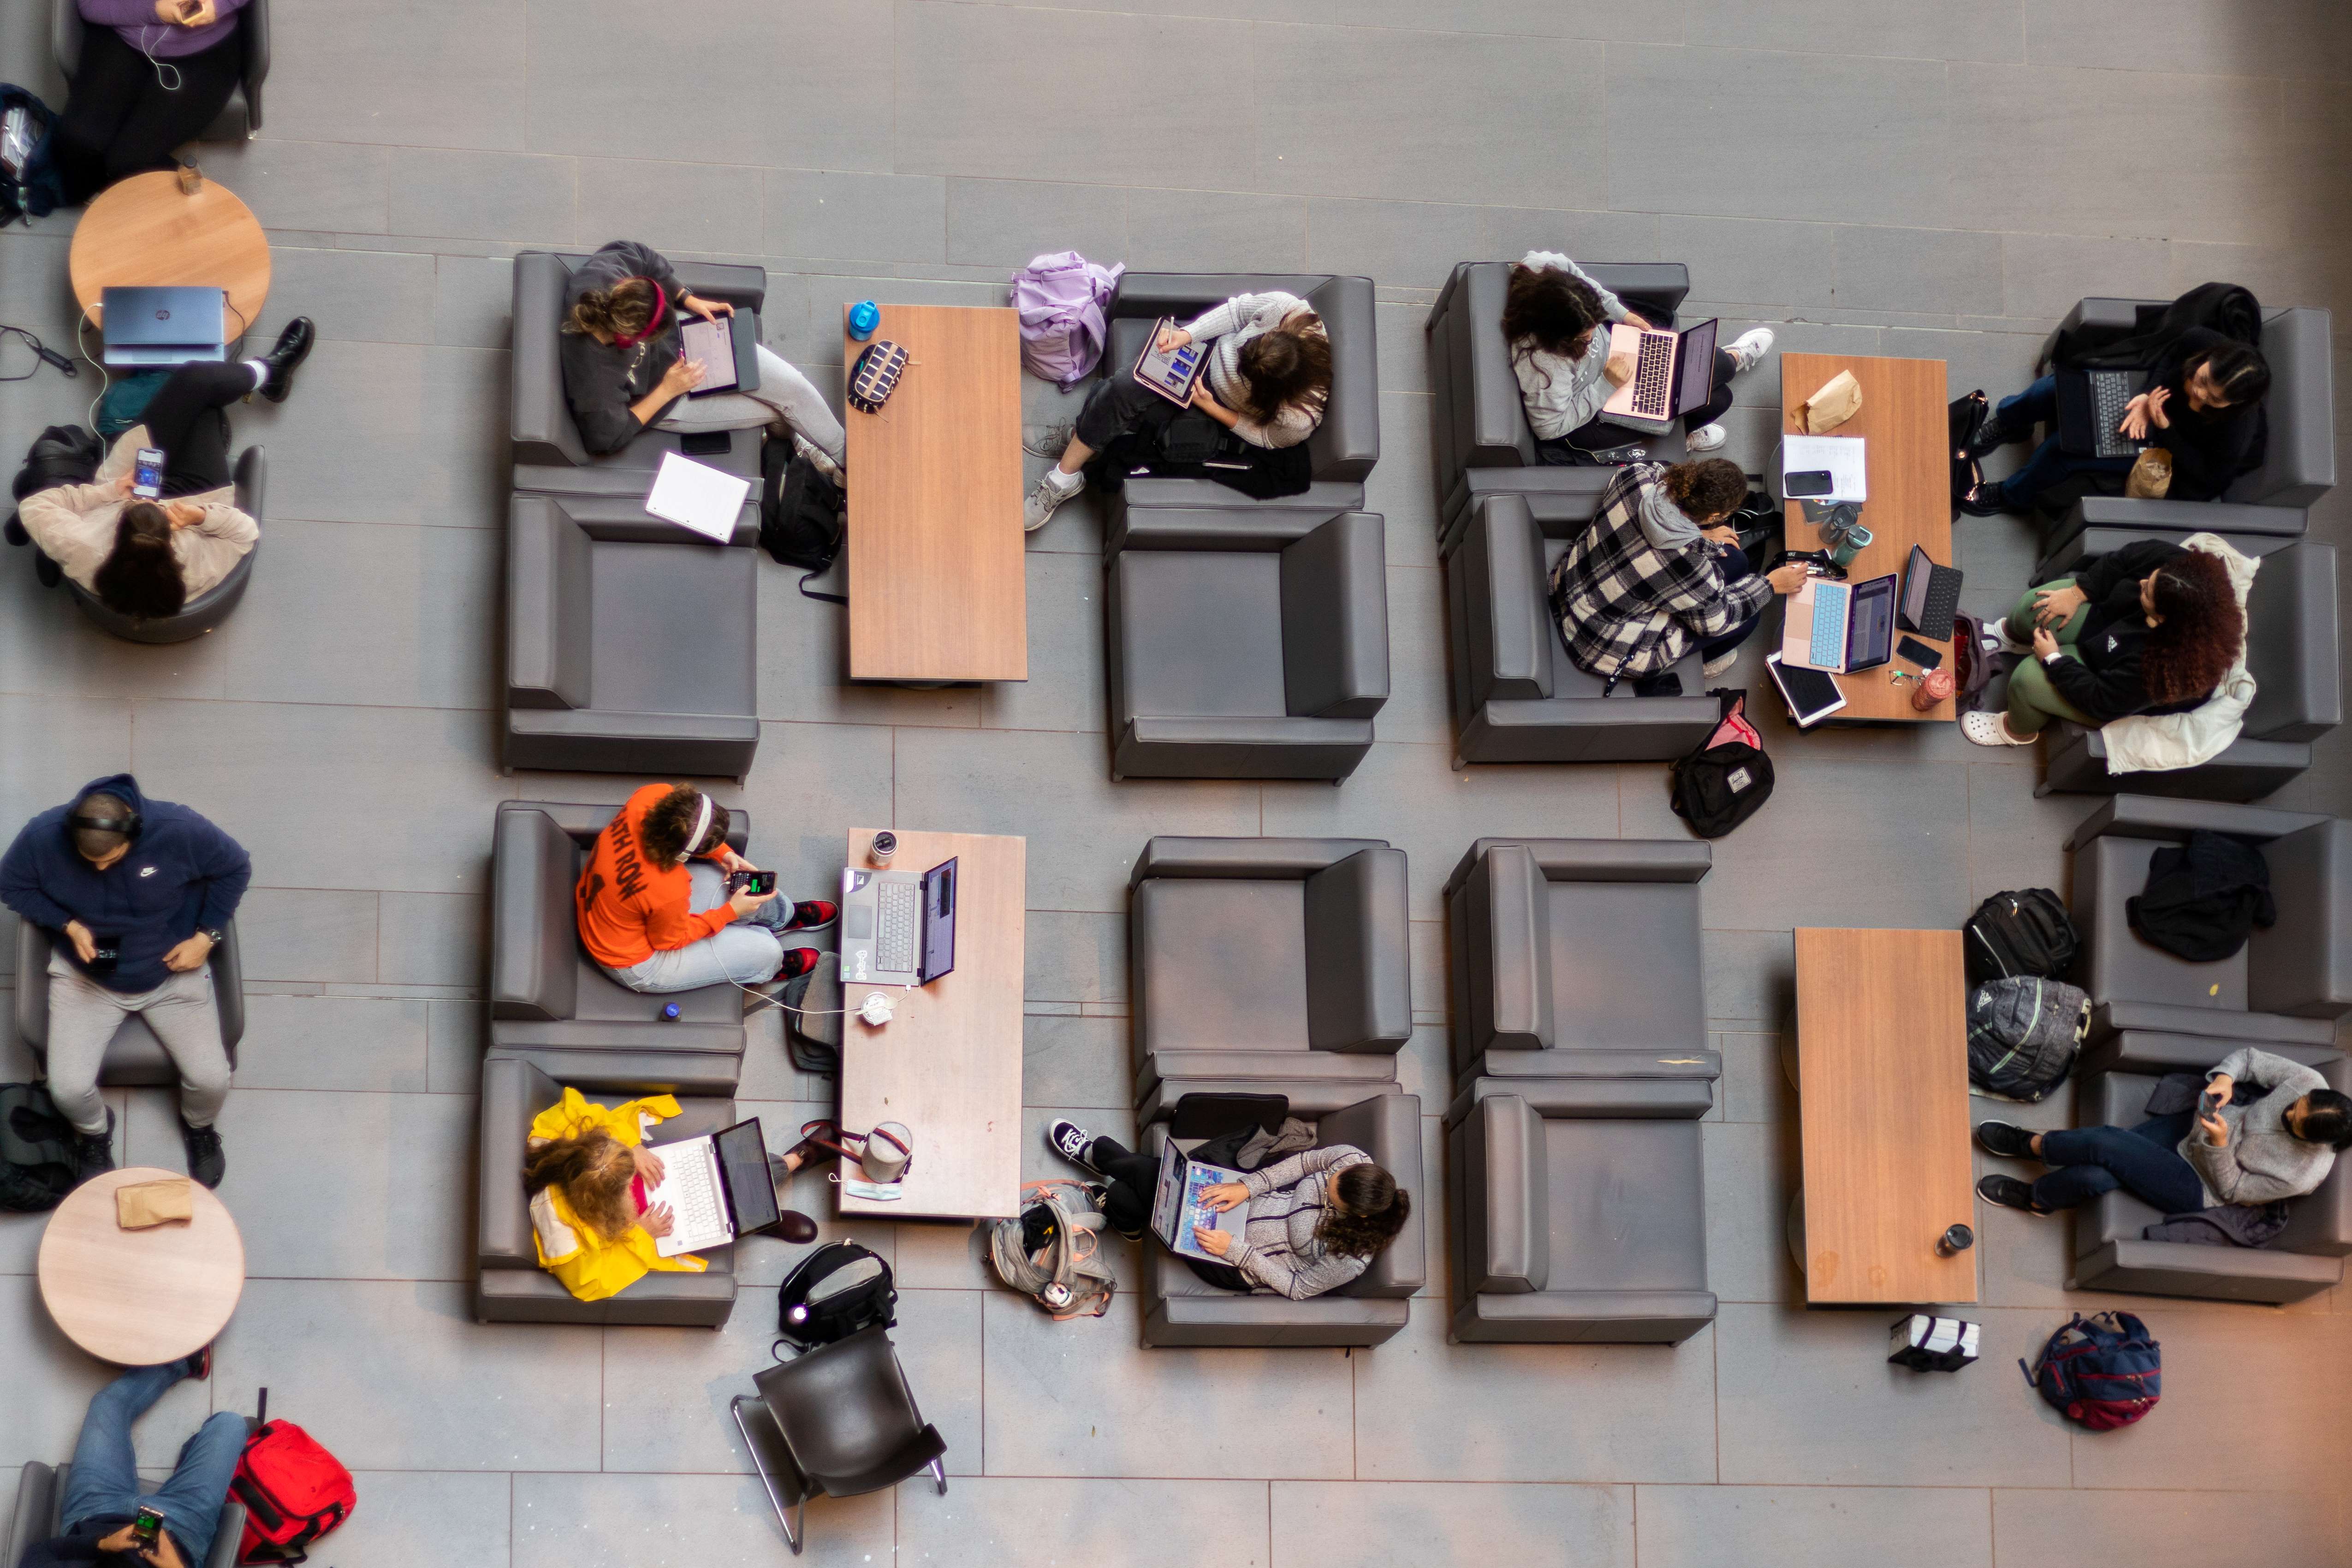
[1967,977,2090,1102]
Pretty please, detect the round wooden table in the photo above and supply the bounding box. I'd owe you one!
[39,1167,246,1366]
[69,170,272,335]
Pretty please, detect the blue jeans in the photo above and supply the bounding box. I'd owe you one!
[1698,544,1767,661]
[62,1362,245,1567]
[2030,1111,2205,1214]
[1990,376,2133,511]
[604,861,794,994]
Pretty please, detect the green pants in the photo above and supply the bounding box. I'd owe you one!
[2005,578,2096,736]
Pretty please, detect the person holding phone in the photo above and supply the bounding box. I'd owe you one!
[558,239,845,468]
[1973,1047,2352,1216]
[15,1348,244,1568]
[572,783,837,998]
[50,0,252,204]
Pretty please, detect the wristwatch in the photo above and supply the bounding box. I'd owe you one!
[199,927,226,946]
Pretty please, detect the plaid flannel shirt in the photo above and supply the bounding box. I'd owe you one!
[1547,464,1773,680]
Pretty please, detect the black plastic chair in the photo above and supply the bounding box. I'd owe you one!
[65,447,263,644]
[732,1327,946,1555]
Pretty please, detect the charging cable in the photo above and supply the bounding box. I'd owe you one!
[0,326,75,383]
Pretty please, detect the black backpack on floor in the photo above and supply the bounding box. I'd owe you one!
[0,1082,77,1212]
[1669,690,1774,839]
[1964,888,2079,986]
[1967,976,2091,1102]
[775,1241,896,1350]
[758,437,847,603]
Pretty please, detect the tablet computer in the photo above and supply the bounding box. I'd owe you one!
[679,310,761,398]
[1766,651,1847,728]
[1133,317,1208,406]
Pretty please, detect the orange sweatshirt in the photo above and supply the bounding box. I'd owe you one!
[574,784,731,969]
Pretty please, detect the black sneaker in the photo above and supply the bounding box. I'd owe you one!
[1046,1119,1097,1174]
[1972,1120,2038,1159]
[257,316,315,403]
[183,1342,214,1382]
[71,1111,116,1184]
[1965,403,2020,458]
[781,900,838,933]
[1976,1174,2049,1214]
[181,1117,226,1189]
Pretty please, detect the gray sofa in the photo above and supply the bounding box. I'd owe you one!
[508,250,769,499]
[1103,507,1389,781]
[55,0,267,140]
[1140,1091,1424,1348]
[66,448,262,644]
[15,916,243,1086]
[2062,1034,2349,1305]
[1129,837,1411,1122]
[1443,491,1722,764]
[488,801,746,1093]
[2066,796,2352,1050]
[2035,535,2340,802]
[1446,1076,1716,1344]
[9,1461,245,1568]
[504,491,760,779]
[475,1053,737,1325]
[1443,838,1719,1102]
[1426,261,1693,547]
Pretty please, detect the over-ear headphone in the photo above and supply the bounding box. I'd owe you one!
[68,802,142,840]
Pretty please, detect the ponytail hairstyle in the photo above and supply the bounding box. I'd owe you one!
[563,276,662,343]
[1233,317,1333,422]
[2297,1089,2352,1150]
[2190,340,2271,408]
[90,500,187,620]
[1661,457,1749,523]
[638,784,728,872]
[1502,262,1609,383]
[2140,548,2244,706]
[1315,1162,1410,1260]
[522,1128,639,1241]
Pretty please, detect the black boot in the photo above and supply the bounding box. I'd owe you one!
[71,1109,116,1184]
[257,316,315,404]
[181,1117,226,1189]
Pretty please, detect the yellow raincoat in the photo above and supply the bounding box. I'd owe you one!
[527,1087,706,1301]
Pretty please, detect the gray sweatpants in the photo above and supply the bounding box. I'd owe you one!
[46,954,232,1135]
[656,343,848,465]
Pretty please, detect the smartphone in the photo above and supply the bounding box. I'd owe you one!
[132,447,165,500]
[1784,469,1835,499]
[730,869,777,897]
[1895,636,1943,670]
[2198,1088,2220,1121]
[132,1505,165,1548]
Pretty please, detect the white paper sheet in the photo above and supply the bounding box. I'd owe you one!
[1781,434,1868,503]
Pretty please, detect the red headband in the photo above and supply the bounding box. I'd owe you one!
[610,279,668,347]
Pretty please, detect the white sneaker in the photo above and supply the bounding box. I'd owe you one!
[792,432,843,484]
[1989,616,2031,654]
[1025,467,1082,532]
[1687,422,1728,453]
[1961,711,2035,748]
[1727,328,1776,375]
[1702,651,1739,678]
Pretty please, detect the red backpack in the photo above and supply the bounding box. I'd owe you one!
[233,1390,356,1564]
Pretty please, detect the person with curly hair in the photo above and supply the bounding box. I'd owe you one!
[1963,542,2245,747]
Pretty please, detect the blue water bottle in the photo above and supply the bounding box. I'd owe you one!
[659,1002,681,1022]
[848,300,881,342]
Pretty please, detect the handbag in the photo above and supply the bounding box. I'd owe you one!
[2126,446,2173,499]
[1948,391,1988,499]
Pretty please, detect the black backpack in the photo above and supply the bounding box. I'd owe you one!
[0,1082,78,1212]
[1964,888,2079,986]
[775,1241,896,1350]
[1669,691,1774,839]
[0,85,64,227]
[777,952,840,1080]
[8,423,105,552]
[758,438,847,603]
[1967,976,2091,1102]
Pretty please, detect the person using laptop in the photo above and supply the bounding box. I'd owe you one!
[1503,251,1772,456]
[49,0,253,205]
[1961,541,2242,748]
[1550,458,1811,683]
[1024,291,1332,531]
[1044,1121,1409,1301]
[559,239,845,472]
[574,783,836,998]
[1958,334,2269,518]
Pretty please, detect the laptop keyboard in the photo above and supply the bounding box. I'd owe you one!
[1631,333,1675,417]
[875,880,921,974]
[667,1159,725,1243]
[1915,567,1962,643]
[2087,371,2138,458]
[1808,582,1852,669]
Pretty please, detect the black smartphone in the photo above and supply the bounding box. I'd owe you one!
[1785,469,1835,499]
[133,447,165,499]
[2198,1088,2220,1121]
[730,869,777,897]
[89,934,122,974]
[1896,636,1942,670]
[132,1505,165,1548]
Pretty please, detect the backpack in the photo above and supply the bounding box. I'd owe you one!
[775,1241,897,1350]
[1950,612,1995,713]
[1669,690,1773,839]
[1964,888,2079,987]
[986,1179,1117,1320]
[1966,976,2090,1102]
[757,438,847,603]
[0,85,64,226]
[232,1390,356,1564]
[99,371,171,442]
[9,424,105,551]
[2020,1312,2161,1431]
[1011,250,1123,388]
[0,1082,77,1212]
[777,950,841,1079]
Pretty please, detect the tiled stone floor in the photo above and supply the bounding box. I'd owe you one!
[4,0,2352,1563]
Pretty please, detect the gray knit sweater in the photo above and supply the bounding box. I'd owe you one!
[2184,1047,2336,1207]
[1224,1143,1373,1299]
[1180,292,1329,450]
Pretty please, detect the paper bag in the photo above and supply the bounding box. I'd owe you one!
[117,1177,194,1229]
[1799,370,1863,434]
[2126,447,2173,499]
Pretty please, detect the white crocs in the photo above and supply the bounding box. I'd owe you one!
[1961,711,2034,747]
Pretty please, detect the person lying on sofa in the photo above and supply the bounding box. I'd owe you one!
[1044,1119,1409,1300]
[1024,291,1333,531]
[1961,540,2243,748]
[14,1348,244,1568]
[1974,1047,2352,1217]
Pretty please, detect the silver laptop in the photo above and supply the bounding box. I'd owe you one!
[1598,317,1718,432]
[643,1118,780,1258]
[101,286,227,368]
[839,856,957,987]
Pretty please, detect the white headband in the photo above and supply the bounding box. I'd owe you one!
[688,792,714,855]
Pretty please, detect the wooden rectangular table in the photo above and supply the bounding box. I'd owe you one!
[836,828,1026,1220]
[1793,928,1977,1304]
[842,304,1027,683]
[1778,352,1954,723]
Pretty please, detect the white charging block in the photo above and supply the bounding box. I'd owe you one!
[858,991,897,1028]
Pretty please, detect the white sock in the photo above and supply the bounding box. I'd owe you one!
[243,358,270,391]
[1047,465,1082,492]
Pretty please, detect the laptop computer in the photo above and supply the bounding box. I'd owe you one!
[101,286,227,369]
[1782,571,1898,674]
[1898,543,1964,641]
[677,310,761,397]
[2057,369,2143,459]
[643,1117,782,1257]
[1599,317,1719,434]
[839,856,957,987]
[1152,1139,1243,1262]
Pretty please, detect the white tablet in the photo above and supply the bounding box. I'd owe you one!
[1765,651,1848,729]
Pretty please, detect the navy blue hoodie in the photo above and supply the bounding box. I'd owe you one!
[0,773,252,994]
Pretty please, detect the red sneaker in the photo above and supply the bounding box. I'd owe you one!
[782,901,838,933]
[778,948,821,980]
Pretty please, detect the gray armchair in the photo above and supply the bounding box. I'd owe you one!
[505,491,760,778]
[1442,838,1719,1102]
[1104,508,1389,781]
[2036,535,2340,802]
[56,0,267,139]
[15,916,243,1086]
[1140,1091,1424,1348]
[9,1462,245,1568]
[2066,796,2352,1049]
[2062,1034,2348,1305]
[65,448,261,644]
[509,251,768,499]
[488,801,746,1092]
[475,1054,737,1325]
[1443,491,1722,764]
[1129,837,1411,1121]
[1446,1077,1716,1344]
[1426,261,1693,547]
